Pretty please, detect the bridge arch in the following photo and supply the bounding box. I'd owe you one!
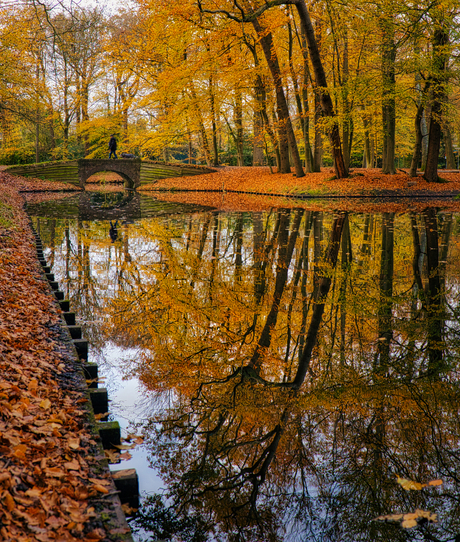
[78,159,141,190]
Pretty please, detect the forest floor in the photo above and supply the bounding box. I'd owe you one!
[1,164,460,540]
[0,170,131,542]
[139,165,460,213]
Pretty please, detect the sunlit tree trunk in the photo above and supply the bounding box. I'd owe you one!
[235,87,244,166]
[301,33,314,173]
[313,91,322,172]
[341,31,353,171]
[381,19,396,175]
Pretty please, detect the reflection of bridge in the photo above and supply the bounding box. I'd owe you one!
[26,192,214,221]
[6,159,215,190]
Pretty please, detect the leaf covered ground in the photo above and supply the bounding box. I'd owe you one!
[140,166,460,213]
[0,172,129,542]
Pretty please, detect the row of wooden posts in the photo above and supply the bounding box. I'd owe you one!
[31,225,140,529]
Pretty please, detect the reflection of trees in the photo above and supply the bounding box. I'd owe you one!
[32,207,460,541]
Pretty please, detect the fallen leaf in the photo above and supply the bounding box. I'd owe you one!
[113,443,136,450]
[4,491,15,511]
[68,437,80,450]
[28,379,38,395]
[40,398,52,409]
[401,518,417,528]
[121,503,138,516]
[92,484,109,494]
[104,449,120,463]
[396,476,425,490]
[119,452,132,461]
[64,459,80,471]
[85,528,106,540]
[13,444,27,459]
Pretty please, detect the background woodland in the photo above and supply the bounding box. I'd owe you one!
[0,0,459,181]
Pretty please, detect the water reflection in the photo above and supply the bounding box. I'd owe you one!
[30,200,460,541]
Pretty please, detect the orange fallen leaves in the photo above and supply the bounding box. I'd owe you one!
[0,174,126,540]
[140,166,460,214]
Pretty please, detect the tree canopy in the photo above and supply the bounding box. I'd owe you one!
[0,0,459,178]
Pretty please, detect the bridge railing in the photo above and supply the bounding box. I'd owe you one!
[5,159,216,189]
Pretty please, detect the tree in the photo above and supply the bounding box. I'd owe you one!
[198,0,348,178]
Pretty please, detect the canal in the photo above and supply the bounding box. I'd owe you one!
[28,190,460,541]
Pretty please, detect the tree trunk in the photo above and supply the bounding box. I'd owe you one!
[341,31,352,170]
[235,87,244,166]
[252,18,305,177]
[444,126,455,169]
[421,108,429,169]
[294,0,348,178]
[190,83,211,166]
[362,117,372,168]
[300,33,314,172]
[409,97,427,177]
[381,18,396,175]
[253,111,265,165]
[313,90,322,171]
[254,69,279,166]
[424,26,449,182]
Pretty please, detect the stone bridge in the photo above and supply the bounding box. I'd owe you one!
[6,159,215,190]
[79,159,141,189]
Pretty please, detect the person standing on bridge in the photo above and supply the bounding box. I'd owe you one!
[108,135,118,159]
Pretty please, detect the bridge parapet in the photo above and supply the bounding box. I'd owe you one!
[6,159,216,190]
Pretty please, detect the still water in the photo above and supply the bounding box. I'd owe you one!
[28,191,460,542]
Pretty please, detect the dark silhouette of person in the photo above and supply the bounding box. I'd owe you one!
[109,220,118,242]
[108,135,118,159]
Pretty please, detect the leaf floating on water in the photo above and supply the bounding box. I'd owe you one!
[396,475,443,490]
[401,518,417,529]
[374,509,437,529]
[396,476,425,490]
[113,443,136,450]
[104,449,120,463]
[119,452,132,461]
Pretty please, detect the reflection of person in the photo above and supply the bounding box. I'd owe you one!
[109,220,118,242]
[108,135,118,159]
